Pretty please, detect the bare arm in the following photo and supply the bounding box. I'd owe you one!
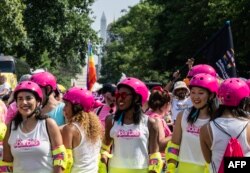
[168,112,183,165]
[2,124,13,162]
[200,124,212,163]
[100,115,114,164]
[157,118,172,152]
[164,71,180,92]
[61,124,74,149]
[0,88,9,96]
[46,118,64,173]
[148,117,159,154]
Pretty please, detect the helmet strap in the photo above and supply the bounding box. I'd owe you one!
[42,86,53,108]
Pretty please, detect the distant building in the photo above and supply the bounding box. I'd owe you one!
[100,12,107,44]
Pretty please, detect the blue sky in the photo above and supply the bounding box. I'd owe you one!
[90,0,140,32]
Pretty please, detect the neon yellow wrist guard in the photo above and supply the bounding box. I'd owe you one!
[98,160,108,173]
[204,162,210,173]
[0,161,13,173]
[101,143,111,151]
[64,149,73,173]
[100,143,112,158]
[165,141,180,162]
[148,152,163,173]
[52,145,67,169]
[0,122,7,141]
[165,163,176,173]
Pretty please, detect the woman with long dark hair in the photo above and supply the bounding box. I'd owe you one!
[165,73,219,173]
[0,81,66,173]
[200,78,250,173]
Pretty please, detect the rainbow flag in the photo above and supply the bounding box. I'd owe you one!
[87,42,97,91]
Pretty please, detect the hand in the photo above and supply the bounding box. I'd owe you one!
[172,70,180,80]
[186,58,195,69]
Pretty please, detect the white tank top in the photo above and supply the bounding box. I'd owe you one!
[179,109,209,165]
[171,97,193,121]
[71,122,101,173]
[109,114,149,169]
[8,120,53,173]
[210,118,250,173]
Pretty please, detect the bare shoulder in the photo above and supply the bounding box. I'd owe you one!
[176,111,183,123]
[200,123,209,134]
[45,118,58,129]
[148,117,159,131]
[105,114,114,128]
[61,123,76,134]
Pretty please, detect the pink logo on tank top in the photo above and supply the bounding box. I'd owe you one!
[14,138,40,148]
[117,129,140,138]
[186,124,200,136]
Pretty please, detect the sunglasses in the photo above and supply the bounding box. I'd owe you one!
[115,92,133,100]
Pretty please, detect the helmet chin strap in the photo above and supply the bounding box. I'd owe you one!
[26,103,41,119]
[42,86,53,108]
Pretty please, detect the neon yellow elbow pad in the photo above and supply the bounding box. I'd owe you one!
[52,145,67,169]
[0,122,7,141]
[165,141,180,162]
[64,149,73,173]
[148,152,163,173]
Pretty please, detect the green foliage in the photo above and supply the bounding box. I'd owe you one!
[0,0,27,53]
[0,0,97,87]
[100,1,164,83]
[100,0,250,84]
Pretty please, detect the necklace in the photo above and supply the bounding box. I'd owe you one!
[21,120,36,133]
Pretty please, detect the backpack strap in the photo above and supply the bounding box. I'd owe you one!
[213,120,232,137]
[213,120,249,139]
[96,105,104,116]
[45,118,52,145]
[236,122,248,139]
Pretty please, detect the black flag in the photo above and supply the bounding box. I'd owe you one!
[194,21,237,79]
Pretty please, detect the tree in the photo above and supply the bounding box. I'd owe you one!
[0,0,27,54]
[100,1,167,83]
[22,0,97,86]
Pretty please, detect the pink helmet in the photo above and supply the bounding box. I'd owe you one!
[117,77,149,105]
[63,87,95,112]
[187,64,217,78]
[31,72,57,90]
[246,79,250,91]
[218,78,249,107]
[14,81,43,101]
[189,73,219,94]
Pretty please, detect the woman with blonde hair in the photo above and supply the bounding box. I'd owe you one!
[61,87,102,173]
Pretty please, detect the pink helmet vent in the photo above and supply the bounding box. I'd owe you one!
[63,87,95,112]
[218,78,249,107]
[14,81,43,101]
[189,73,219,94]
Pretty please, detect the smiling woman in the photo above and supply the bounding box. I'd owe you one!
[165,73,219,173]
[100,77,162,173]
[0,81,66,173]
